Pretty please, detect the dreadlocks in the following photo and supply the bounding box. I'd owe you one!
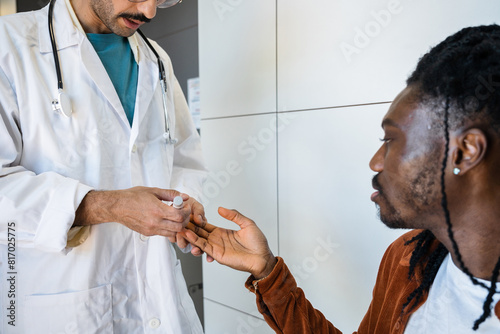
[402,24,500,330]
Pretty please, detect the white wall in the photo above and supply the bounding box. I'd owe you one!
[199,1,500,333]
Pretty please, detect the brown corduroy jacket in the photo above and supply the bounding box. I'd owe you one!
[245,229,500,333]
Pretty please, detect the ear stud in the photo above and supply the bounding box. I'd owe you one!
[453,168,461,175]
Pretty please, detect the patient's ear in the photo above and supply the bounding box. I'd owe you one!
[451,128,487,174]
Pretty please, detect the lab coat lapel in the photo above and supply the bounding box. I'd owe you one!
[130,36,159,143]
[37,0,79,53]
[39,0,130,128]
[79,40,130,128]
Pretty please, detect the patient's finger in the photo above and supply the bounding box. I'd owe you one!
[186,222,211,238]
[189,218,217,233]
[183,229,212,254]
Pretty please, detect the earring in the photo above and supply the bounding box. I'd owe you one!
[453,167,461,175]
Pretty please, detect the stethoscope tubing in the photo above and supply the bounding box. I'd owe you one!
[48,0,63,91]
[48,0,177,144]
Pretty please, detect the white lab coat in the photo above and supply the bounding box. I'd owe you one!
[0,0,206,333]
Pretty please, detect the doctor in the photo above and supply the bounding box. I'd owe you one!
[0,0,206,333]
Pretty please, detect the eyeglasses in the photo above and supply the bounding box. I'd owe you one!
[128,0,182,9]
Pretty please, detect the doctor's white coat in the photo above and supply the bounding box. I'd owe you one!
[0,1,206,333]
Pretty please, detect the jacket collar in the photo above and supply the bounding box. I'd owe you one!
[36,0,160,131]
[37,0,157,64]
[37,0,81,54]
[399,230,442,285]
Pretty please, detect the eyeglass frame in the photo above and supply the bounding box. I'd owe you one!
[127,0,183,9]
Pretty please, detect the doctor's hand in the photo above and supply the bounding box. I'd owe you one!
[74,187,199,239]
[174,196,207,254]
[180,207,277,279]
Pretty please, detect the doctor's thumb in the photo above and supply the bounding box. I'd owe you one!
[155,188,189,202]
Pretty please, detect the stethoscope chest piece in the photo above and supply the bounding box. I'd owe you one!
[163,132,178,145]
[49,0,72,118]
[52,89,72,117]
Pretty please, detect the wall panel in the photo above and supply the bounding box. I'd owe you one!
[277,104,404,331]
[277,0,500,112]
[199,0,500,332]
[199,0,277,118]
[201,114,279,318]
[204,300,275,334]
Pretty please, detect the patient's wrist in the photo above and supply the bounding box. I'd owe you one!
[253,255,278,280]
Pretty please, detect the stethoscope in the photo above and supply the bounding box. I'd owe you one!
[48,0,178,145]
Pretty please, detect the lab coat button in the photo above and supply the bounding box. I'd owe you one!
[132,145,137,153]
[149,318,161,329]
[140,234,149,241]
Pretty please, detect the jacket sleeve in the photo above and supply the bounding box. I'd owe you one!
[0,65,93,253]
[245,257,344,334]
[244,233,424,334]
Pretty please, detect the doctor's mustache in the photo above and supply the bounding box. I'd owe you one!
[119,13,152,24]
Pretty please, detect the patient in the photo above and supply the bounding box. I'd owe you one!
[182,25,500,333]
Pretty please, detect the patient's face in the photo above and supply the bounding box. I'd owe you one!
[369,86,444,230]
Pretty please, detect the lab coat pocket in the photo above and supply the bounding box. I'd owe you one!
[25,284,113,333]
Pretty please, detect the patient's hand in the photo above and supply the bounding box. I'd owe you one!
[181,207,277,279]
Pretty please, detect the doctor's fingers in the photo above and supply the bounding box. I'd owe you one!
[156,219,191,235]
[152,188,189,202]
[190,245,204,257]
[175,234,190,249]
[137,220,187,238]
[159,205,192,226]
[184,198,206,225]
